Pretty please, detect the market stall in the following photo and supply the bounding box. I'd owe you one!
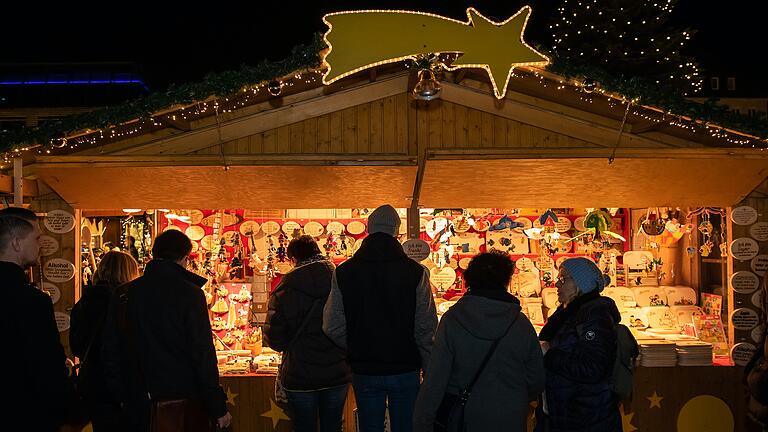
[8,8,768,430]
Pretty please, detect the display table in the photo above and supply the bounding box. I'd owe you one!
[220,366,759,432]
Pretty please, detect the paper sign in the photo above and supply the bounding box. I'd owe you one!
[750,222,768,241]
[39,235,59,257]
[41,282,60,304]
[731,342,757,366]
[694,314,729,355]
[555,218,572,233]
[43,209,75,234]
[730,271,760,294]
[44,258,75,282]
[732,206,759,226]
[402,239,431,262]
[54,312,71,332]
[731,307,760,331]
[430,267,456,291]
[752,255,768,276]
[730,237,759,261]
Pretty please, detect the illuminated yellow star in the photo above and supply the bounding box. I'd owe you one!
[260,399,290,429]
[225,387,238,407]
[620,402,638,432]
[647,390,664,409]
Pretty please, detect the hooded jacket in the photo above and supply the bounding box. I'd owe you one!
[264,256,351,390]
[539,291,622,432]
[413,289,545,432]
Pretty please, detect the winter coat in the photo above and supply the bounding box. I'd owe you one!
[70,282,115,401]
[101,259,227,430]
[1,261,69,432]
[264,256,351,390]
[414,289,545,432]
[539,291,622,432]
[323,232,437,375]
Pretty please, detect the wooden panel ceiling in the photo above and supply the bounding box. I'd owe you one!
[420,158,768,208]
[36,165,417,209]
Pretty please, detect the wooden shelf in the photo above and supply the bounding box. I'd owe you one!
[701,258,727,264]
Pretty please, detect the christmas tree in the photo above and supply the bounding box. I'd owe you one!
[548,0,701,96]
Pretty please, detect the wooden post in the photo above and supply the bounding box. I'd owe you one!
[13,157,23,206]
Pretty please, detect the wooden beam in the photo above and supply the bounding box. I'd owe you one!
[0,174,39,196]
[427,147,768,160]
[630,121,665,134]
[107,75,409,156]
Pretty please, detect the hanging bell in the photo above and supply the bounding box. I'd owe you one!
[412,69,442,101]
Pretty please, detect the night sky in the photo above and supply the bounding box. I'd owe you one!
[0,0,762,91]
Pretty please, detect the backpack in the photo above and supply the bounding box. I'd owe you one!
[612,323,639,399]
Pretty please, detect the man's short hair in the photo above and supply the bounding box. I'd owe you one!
[152,230,193,261]
[287,235,322,262]
[0,208,37,253]
[463,250,515,291]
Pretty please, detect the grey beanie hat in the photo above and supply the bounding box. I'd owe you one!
[367,205,401,236]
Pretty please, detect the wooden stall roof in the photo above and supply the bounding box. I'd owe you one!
[419,149,768,208]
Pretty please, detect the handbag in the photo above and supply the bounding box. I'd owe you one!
[65,309,109,429]
[434,313,519,432]
[275,298,323,407]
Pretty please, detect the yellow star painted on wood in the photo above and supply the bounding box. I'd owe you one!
[225,387,238,407]
[620,402,638,432]
[260,399,290,429]
[647,390,664,409]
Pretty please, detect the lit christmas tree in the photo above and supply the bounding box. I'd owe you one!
[549,0,701,96]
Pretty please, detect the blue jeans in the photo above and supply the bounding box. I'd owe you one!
[285,384,349,432]
[353,371,420,432]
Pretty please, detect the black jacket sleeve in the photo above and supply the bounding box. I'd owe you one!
[100,287,125,404]
[186,288,227,419]
[264,283,294,352]
[544,312,616,384]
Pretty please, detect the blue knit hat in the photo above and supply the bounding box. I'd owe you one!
[560,257,610,294]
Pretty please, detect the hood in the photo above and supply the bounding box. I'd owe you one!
[352,232,408,262]
[448,292,522,340]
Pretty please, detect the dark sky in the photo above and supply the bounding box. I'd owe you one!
[1,0,762,91]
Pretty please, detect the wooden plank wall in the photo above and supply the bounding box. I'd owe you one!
[190,96,602,156]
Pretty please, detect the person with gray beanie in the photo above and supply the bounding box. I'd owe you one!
[536,257,621,432]
[323,204,437,432]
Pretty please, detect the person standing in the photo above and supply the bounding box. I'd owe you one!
[413,251,545,432]
[264,235,351,432]
[70,251,140,431]
[0,207,69,431]
[324,204,437,432]
[124,235,140,263]
[537,257,621,432]
[101,229,232,431]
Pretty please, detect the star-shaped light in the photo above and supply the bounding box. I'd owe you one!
[225,387,238,407]
[620,402,638,432]
[260,399,290,429]
[647,390,664,409]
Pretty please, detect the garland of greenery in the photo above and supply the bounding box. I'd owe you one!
[2,33,766,154]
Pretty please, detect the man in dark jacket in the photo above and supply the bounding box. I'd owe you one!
[323,204,437,432]
[101,229,232,431]
[1,207,69,431]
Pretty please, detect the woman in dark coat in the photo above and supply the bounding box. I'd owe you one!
[70,250,140,431]
[538,257,621,432]
[264,235,351,432]
[414,251,545,432]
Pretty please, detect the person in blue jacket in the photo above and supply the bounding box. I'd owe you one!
[538,257,621,432]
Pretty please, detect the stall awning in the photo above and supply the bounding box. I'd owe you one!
[34,163,417,209]
[419,150,768,208]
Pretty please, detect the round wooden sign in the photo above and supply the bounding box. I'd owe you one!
[573,216,586,232]
[41,282,60,304]
[326,221,345,235]
[514,217,533,230]
[750,222,768,241]
[39,235,59,257]
[185,225,205,241]
[54,312,71,333]
[731,342,757,366]
[458,257,472,269]
[730,237,759,261]
[261,221,280,235]
[731,307,760,330]
[44,209,75,234]
[556,218,572,233]
[303,221,324,237]
[44,258,75,282]
[239,221,261,236]
[188,210,205,225]
[200,235,214,250]
[732,206,759,226]
[347,221,367,235]
[282,221,302,235]
[402,239,430,262]
[751,255,768,276]
[730,271,760,294]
